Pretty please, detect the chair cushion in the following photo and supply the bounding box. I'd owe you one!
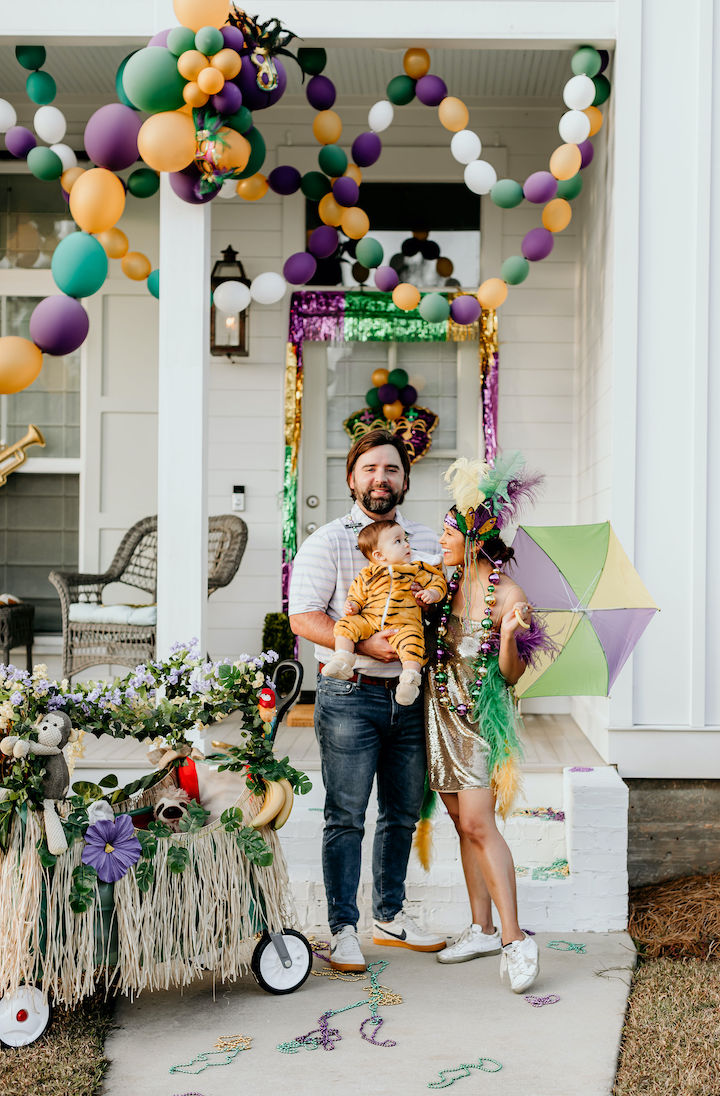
[68,603,157,626]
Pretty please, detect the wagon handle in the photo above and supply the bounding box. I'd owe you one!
[267,658,303,744]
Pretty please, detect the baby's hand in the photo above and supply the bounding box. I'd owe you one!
[344,599,359,616]
[417,588,442,605]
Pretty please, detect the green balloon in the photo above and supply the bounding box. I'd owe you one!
[233,127,266,179]
[167,27,196,57]
[556,173,583,200]
[147,269,160,299]
[298,47,327,75]
[571,46,602,78]
[301,171,331,201]
[490,179,524,209]
[51,232,108,299]
[418,294,450,323]
[195,26,224,54]
[122,47,186,113]
[366,387,381,409]
[388,367,409,388]
[318,144,347,177]
[592,74,611,106]
[128,168,160,198]
[15,45,46,71]
[355,238,383,269]
[115,53,139,111]
[500,256,530,286]
[387,74,416,106]
[27,146,63,181]
[226,106,253,134]
[26,71,56,105]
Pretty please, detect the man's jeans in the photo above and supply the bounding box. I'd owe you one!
[314,673,427,934]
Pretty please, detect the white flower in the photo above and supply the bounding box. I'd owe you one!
[87,800,115,824]
[32,663,49,681]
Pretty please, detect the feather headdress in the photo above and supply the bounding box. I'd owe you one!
[444,451,542,539]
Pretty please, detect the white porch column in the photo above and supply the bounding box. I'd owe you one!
[156,175,210,657]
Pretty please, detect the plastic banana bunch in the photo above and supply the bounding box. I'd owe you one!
[250,777,294,830]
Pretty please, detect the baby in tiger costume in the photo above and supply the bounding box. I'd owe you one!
[322,519,447,705]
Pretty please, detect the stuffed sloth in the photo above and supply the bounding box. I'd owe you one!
[152,786,191,831]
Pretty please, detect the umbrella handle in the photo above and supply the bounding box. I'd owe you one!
[514,606,531,630]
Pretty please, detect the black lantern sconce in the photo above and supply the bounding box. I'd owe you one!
[210,245,250,358]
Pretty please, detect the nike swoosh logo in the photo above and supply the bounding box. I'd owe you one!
[377,926,406,941]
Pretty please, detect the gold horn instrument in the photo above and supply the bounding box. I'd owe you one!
[0,425,46,487]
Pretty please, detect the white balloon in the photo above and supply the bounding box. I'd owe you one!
[250,271,287,305]
[463,159,497,195]
[563,74,596,111]
[558,109,591,144]
[34,105,66,144]
[450,129,482,165]
[214,279,251,313]
[368,99,394,133]
[0,99,17,133]
[218,179,239,200]
[49,143,76,172]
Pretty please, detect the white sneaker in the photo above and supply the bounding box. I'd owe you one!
[500,933,540,993]
[321,651,355,680]
[436,923,502,964]
[395,668,422,705]
[373,909,446,953]
[329,925,366,971]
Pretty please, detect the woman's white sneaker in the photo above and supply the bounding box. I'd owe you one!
[500,933,540,992]
[329,924,366,971]
[436,924,502,964]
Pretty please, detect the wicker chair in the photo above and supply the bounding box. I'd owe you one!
[49,514,247,679]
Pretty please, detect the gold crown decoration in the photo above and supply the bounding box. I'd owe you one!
[343,367,438,464]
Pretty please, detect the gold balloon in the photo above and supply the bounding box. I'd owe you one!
[69,167,125,234]
[318,193,343,226]
[312,109,343,145]
[476,278,508,309]
[438,96,469,132]
[211,48,242,79]
[372,368,389,387]
[60,166,84,193]
[121,251,152,281]
[177,49,207,81]
[403,48,430,79]
[383,400,404,421]
[173,0,229,32]
[549,143,582,180]
[237,173,268,201]
[0,337,43,395]
[584,105,604,137]
[97,227,129,259]
[542,198,572,233]
[436,256,454,277]
[138,111,197,173]
[183,81,209,108]
[215,127,250,171]
[345,163,362,185]
[341,206,369,240]
[392,283,421,311]
[197,66,224,95]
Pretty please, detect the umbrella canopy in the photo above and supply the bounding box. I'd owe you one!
[511,522,657,698]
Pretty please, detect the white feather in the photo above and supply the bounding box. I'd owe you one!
[444,457,490,512]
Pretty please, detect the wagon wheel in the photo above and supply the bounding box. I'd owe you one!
[251,929,312,994]
[0,985,51,1047]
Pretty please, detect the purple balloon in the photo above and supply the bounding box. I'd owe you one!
[148,28,171,46]
[523,171,558,204]
[597,49,610,73]
[29,295,89,356]
[400,384,417,406]
[415,74,448,106]
[308,225,339,259]
[578,139,594,169]
[283,251,317,285]
[211,81,243,115]
[84,103,141,171]
[221,25,245,51]
[235,53,287,111]
[375,265,399,292]
[169,165,218,204]
[450,295,481,325]
[268,165,301,195]
[377,383,399,404]
[5,126,36,158]
[306,74,336,111]
[522,227,554,262]
[332,176,359,207]
[351,131,382,168]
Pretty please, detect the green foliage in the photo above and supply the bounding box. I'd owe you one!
[69,864,97,913]
[220,806,244,831]
[262,612,295,661]
[177,802,210,833]
[147,819,173,839]
[166,845,190,874]
[212,740,311,798]
[136,829,157,859]
[135,858,155,893]
[236,826,273,867]
[35,838,57,868]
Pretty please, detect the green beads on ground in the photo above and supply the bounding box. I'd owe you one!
[500,256,530,286]
[491,179,524,208]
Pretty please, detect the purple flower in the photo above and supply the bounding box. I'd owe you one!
[81,814,142,883]
[48,695,67,709]
[9,691,23,706]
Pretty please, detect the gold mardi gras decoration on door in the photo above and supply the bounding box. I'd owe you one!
[343,368,438,465]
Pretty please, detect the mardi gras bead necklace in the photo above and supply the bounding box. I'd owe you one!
[433,561,503,713]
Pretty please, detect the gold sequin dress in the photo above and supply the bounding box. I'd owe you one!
[424,613,493,792]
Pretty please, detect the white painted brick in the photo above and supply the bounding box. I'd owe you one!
[571,871,628,898]
[570,851,627,873]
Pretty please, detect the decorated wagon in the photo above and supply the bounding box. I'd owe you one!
[0,642,312,1047]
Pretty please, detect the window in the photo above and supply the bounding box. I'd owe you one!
[0,175,75,270]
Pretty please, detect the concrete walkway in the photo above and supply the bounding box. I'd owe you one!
[103,932,634,1096]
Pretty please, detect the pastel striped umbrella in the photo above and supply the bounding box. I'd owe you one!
[511,522,657,698]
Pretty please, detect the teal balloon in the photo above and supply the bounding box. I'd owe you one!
[592,75,611,106]
[51,232,108,299]
[27,146,63,181]
[167,27,196,57]
[115,53,139,110]
[571,46,602,78]
[301,171,331,201]
[122,47,186,113]
[195,26,224,54]
[388,368,409,388]
[26,71,56,105]
[298,48,327,75]
[15,45,46,70]
[490,179,524,209]
[387,75,415,105]
[128,168,160,198]
[366,387,381,409]
[500,255,530,285]
[355,237,384,269]
[318,144,347,177]
[418,294,450,323]
[556,173,583,200]
[147,269,160,299]
[226,106,253,134]
[233,127,266,179]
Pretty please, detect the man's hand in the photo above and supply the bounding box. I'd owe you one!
[344,599,360,616]
[357,628,399,662]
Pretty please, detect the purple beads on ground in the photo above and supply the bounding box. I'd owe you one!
[306,74,336,110]
[5,126,36,158]
[415,74,447,106]
[450,294,481,325]
[523,171,558,204]
[578,139,594,168]
[375,266,399,292]
[351,131,382,167]
[283,250,317,285]
[332,176,359,207]
[308,225,339,259]
[268,166,302,195]
[522,227,554,261]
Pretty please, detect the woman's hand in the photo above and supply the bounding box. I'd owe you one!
[501,600,532,637]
